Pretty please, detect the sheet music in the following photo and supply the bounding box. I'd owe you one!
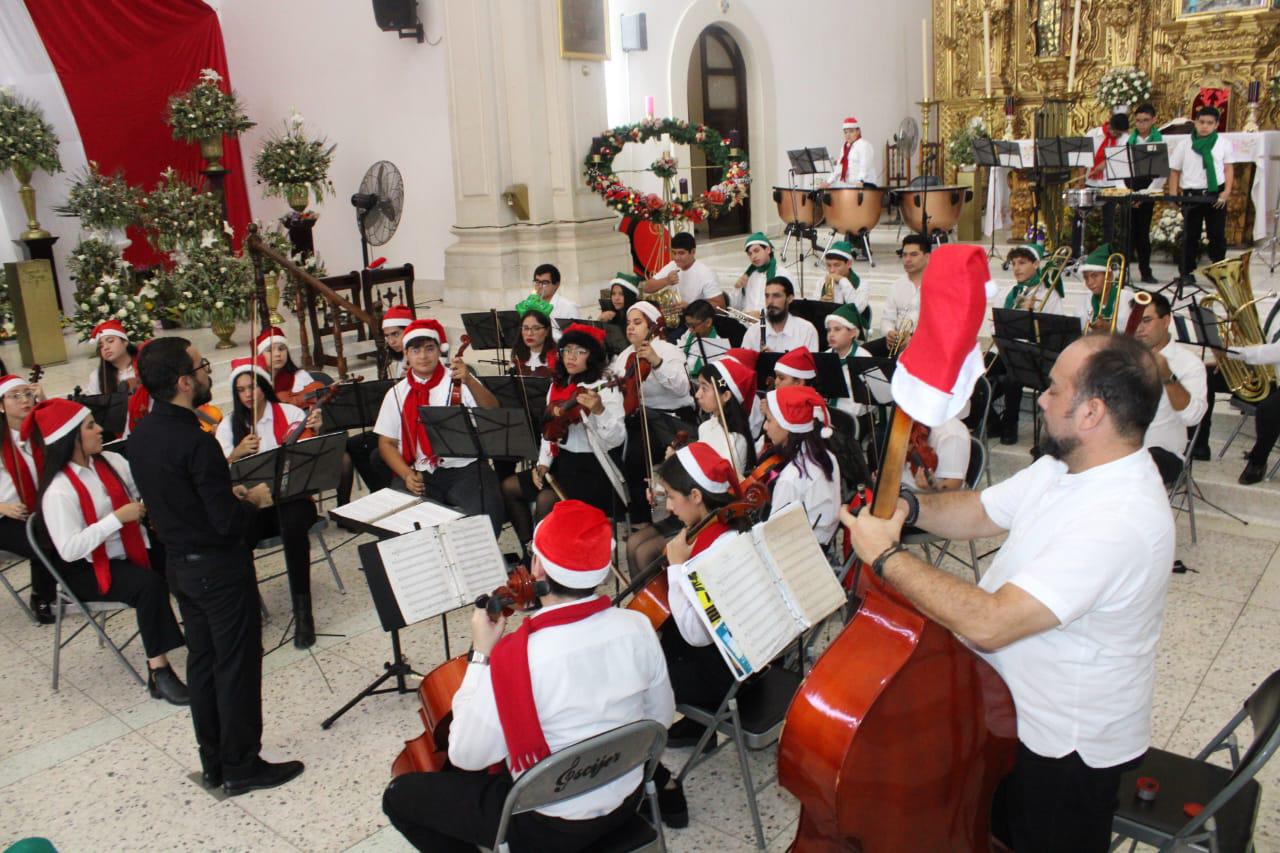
[375,528,464,623]
[439,515,509,599]
[754,504,846,627]
[330,488,419,525]
[377,500,465,535]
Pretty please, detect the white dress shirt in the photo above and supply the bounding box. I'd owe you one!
[771,450,841,544]
[41,451,147,564]
[286,369,316,392]
[827,345,872,420]
[733,269,793,315]
[388,357,406,381]
[1000,280,1064,317]
[1143,339,1208,456]
[537,381,626,469]
[548,290,581,339]
[0,430,38,504]
[696,418,749,475]
[652,259,723,306]
[610,341,693,412]
[84,363,134,395]
[881,275,922,336]
[374,371,480,471]
[743,313,820,354]
[827,137,878,186]
[1170,135,1231,191]
[901,416,970,489]
[447,603,675,819]
[214,402,307,457]
[977,450,1174,767]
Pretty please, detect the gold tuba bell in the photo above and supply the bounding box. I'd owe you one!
[645,285,683,329]
[1198,250,1276,404]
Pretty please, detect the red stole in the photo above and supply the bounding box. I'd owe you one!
[400,368,446,467]
[691,519,732,558]
[273,367,295,395]
[126,385,151,433]
[839,141,852,181]
[1090,124,1118,181]
[265,402,291,446]
[62,457,150,594]
[2,435,36,507]
[489,594,613,772]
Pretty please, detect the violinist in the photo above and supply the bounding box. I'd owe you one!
[26,399,189,705]
[612,302,695,526]
[381,304,414,381]
[0,374,54,622]
[743,278,819,354]
[500,323,623,555]
[842,334,1173,853]
[374,319,505,532]
[509,295,558,378]
[773,347,816,389]
[84,319,138,394]
[256,326,317,396]
[598,272,639,329]
[216,357,324,648]
[902,417,969,492]
[762,386,841,544]
[382,500,674,853]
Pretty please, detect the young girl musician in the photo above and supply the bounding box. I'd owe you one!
[84,320,139,395]
[256,326,317,397]
[26,399,188,704]
[761,385,841,544]
[598,273,640,329]
[510,295,558,377]
[216,356,323,648]
[0,374,53,621]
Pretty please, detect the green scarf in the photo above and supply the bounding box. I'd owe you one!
[683,327,720,378]
[743,254,777,281]
[1126,126,1163,145]
[1090,284,1121,321]
[1190,132,1220,193]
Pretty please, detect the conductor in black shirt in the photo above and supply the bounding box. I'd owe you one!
[130,337,304,796]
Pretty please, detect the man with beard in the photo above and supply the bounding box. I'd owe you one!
[743,277,819,353]
[842,333,1174,853]
[130,338,304,796]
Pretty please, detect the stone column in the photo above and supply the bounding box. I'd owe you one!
[441,0,630,312]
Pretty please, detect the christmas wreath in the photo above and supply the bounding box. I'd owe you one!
[583,117,750,225]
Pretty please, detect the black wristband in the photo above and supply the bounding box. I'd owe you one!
[900,490,920,528]
[871,542,908,578]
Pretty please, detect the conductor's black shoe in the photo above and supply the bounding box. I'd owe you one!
[29,594,54,625]
[148,664,190,706]
[1238,462,1265,485]
[223,759,305,796]
[200,767,223,789]
[1191,445,1211,461]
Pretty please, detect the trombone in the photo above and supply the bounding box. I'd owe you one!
[1032,246,1073,312]
[888,317,914,357]
[1090,252,1128,332]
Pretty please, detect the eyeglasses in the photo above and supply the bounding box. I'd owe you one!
[561,345,590,357]
[186,358,211,376]
[532,278,555,287]
[2,390,34,402]
[521,324,547,333]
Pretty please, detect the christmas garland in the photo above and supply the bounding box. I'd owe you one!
[583,116,750,225]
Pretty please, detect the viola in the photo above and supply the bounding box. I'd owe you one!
[541,371,628,443]
[449,335,473,406]
[391,565,546,777]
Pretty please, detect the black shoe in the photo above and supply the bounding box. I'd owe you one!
[201,767,223,789]
[1140,269,1158,284]
[1239,462,1265,485]
[1191,445,1211,462]
[292,594,315,649]
[666,717,716,751]
[223,759,305,796]
[656,780,689,829]
[29,594,54,625]
[1000,428,1019,446]
[147,664,190,705]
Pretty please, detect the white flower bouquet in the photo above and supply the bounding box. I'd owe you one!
[1096,67,1152,110]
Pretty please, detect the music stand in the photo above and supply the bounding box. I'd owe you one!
[972,140,1023,261]
[320,378,394,433]
[566,317,627,355]
[478,375,550,445]
[461,310,519,367]
[846,355,897,471]
[789,299,841,351]
[779,148,827,285]
[992,309,1081,448]
[755,351,850,400]
[73,391,130,441]
[1034,136,1093,259]
[712,314,747,347]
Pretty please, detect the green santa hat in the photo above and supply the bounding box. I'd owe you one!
[744,232,773,252]
[825,302,865,332]
[743,232,778,280]
[610,272,641,295]
[1078,243,1112,273]
[824,240,855,262]
[1026,243,1046,260]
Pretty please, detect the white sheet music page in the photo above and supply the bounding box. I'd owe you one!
[439,515,509,599]
[375,528,464,624]
[378,500,465,535]
[755,503,846,627]
[330,488,419,525]
[692,534,799,671]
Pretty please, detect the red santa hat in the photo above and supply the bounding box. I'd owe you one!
[256,326,289,354]
[627,301,663,327]
[842,116,860,130]
[381,305,414,330]
[892,244,995,427]
[229,355,272,385]
[775,347,816,380]
[767,385,833,438]
[703,358,755,406]
[20,398,90,447]
[91,319,129,344]
[402,318,449,353]
[560,322,606,347]
[722,347,760,373]
[675,441,740,496]
[0,374,29,397]
[530,499,614,588]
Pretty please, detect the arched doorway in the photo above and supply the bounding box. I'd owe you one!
[687,25,750,239]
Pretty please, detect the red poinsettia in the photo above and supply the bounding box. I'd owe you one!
[645,193,663,210]
[705,189,725,205]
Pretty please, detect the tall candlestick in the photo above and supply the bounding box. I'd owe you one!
[1066,0,1082,92]
[982,10,992,99]
[921,18,930,101]
[644,95,655,117]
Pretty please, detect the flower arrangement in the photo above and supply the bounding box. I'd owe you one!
[57,162,141,232]
[66,237,153,342]
[0,87,61,176]
[650,152,678,180]
[1096,67,1152,110]
[583,117,751,225]
[165,68,255,142]
[257,224,327,311]
[163,236,254,328]
[946,116,991,168]
[1150,206,1208,262]
[0,277,15,341]
[139,168,223,253]
[253,113,337,204]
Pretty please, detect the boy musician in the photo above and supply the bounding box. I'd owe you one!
[1127,103,1164,284]
[1167,105,1232,286]
[821,241,870,324]
[642,231,726,321]
[992,245,1065,444]
[732,233,791,318]
[819,116,878,189]
[1129,292,1207,485]
[1076,243,1130,334]
[677,299,730,379]
[864,234,930,357]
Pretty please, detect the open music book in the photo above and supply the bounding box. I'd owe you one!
[373,515,509,626]
[330,488,464,535]
[677,503,846,680]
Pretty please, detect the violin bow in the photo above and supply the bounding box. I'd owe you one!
[710,367,741,475]
[247,281,258,439]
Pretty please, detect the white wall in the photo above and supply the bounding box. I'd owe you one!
[215,0,454,281]
[601,0,932,234]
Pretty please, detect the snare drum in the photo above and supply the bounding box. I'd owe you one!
[895,186,972,235]
[822,187,887,236]
[773,186,824,227]
[1064,188,1100,209]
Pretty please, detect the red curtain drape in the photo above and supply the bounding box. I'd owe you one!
[25,0,251,267]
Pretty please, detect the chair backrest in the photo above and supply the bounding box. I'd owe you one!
[907,174,942,189]
[492,720,667,848]
[968,374,993,442]
[964,437,987,490]
[312,371,335,387]
[24,514,75,597]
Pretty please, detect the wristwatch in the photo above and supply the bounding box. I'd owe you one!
[468,649,489,666]
[1163,373,1178,386]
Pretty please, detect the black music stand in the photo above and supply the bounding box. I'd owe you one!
[1034,137,1093,259]
[1104,144,1168,288]
[73,391,130,441]
[462,310,519,368]
[479,375,551,445]
[755,351,850,401]
[972,139,1023,262]
[789,299,842,351]
[320,378,394,433]
[711,314,747,347]
[566,317,627,355]
[847,355,897,472]
[417,407,536,522]
[992,309,1081,449]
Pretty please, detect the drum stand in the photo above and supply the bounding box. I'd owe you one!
[1259,167,1280,274]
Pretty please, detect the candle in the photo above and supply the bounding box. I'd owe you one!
[1249,80,1261,103]
[1066,0,1082,92]
[921,18,930,101]
[644,95,655,117]
[982,9,992,99]
[679,178,689,196]
[1005,96,1014,116]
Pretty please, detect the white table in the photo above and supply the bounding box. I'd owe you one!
[983,131,1280,241]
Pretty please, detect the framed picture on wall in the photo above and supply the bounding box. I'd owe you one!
[558,0,610,61]
[1176,0,1277,17]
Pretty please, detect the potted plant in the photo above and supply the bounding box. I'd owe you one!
[165,235,254,347]
[253,113,336,212]
[166,68,254,171]
[57,162,141,251]
[66,237,154,342]
[139,168,223,254]
[0,87,62,238]
[1096,67,1152,113]
[946,116,991,172]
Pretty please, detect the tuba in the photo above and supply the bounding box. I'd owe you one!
[645,285,683,329]
[1198,250,1276,403]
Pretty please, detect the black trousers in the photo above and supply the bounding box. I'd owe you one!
[1179,194,1227,276]
[60,555,185,658]
[0,516,54,601]
[396,463,505,534]
[991,743,1140,853]
[166,549,262,779]
[1148,446,1184,486]
[346,432,392,496]
[245,498,317,598]
[987,354,1026,432]
[1199,368,1280,467]
[383,767,642,853]
[660,621,734,708]
[1130,200,1155,273]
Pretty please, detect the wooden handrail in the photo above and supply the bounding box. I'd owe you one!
[244,226,372,326]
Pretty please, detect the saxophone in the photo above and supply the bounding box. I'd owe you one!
[820,274,837,303]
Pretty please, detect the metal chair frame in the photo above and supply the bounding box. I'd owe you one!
[0,550,36,623]
[902,437,989,581]
[254,518,346,622]
[1170,421,1248,541]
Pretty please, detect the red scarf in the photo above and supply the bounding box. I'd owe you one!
[489,594,613,772]
[254,403,292,446]
[1089,124,1118,181]
[691,519,731,558]
[839,141,852,182]
[62,456,150,594]
[2,434,36,507]
[126,385,151,433]
[399,368,446,467]
[273,367,295,396]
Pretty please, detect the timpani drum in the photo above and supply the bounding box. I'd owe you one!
[895,186,973,236]
[1063,188,1100,209]
[772,186,824,227]
[821,187,887,236]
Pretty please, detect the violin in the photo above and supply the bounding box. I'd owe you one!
[391,565,546,777]
[618,351,653,416]
[906,422,938,479]
[449,335,473,406]
[541,372,627,443]
[27,364,43,386]
[511,360,553,379]
[741,443,785,495]
[195,404,223,434]
[277,380,327,408]
[282,381,342,446]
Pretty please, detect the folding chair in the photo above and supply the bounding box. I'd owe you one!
[0,549,36,623]
[255,519,346,594]
[25,515,144,691]
[966,374,995,486]
[902,437,989,581]
[674,665,803,849]
[489,720,668,853]
[1170,422,1247,544]
[1215,398,1256,462]
[1109,667,1280,853]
